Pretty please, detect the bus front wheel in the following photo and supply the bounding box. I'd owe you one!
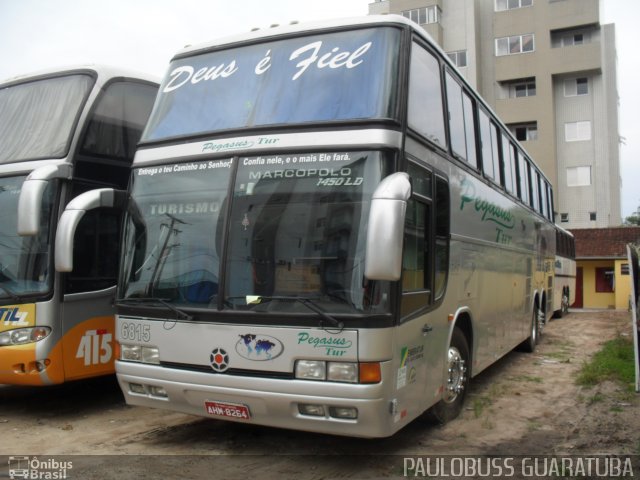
[429,327,469,424]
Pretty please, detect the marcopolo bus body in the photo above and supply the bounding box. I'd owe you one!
[0,66,158,385]
[56,16,555,437]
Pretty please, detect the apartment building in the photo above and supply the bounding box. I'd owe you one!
[369,0,621,228]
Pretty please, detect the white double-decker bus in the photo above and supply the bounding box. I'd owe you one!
[56,16,555,437]
[0,66,158,385]
[553,225,576,317]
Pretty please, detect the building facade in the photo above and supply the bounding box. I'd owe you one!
[369,0,621,228]
[571,227,640,310]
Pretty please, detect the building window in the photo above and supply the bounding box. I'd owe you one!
[499,77,536,98]
[563,32,584,46]
[402,5,441,25]
[564,77,588,96]
[496,34,535,56]
[595,267,614,293]
[560,213,569,222]
[447,50,467,68]
[552,28,592,48]
[496,0,533,11]
[622,264,630,275]
[508,122,538,141]
[589,212,597,221]
[565,121,591,142]
[566,166,591,187]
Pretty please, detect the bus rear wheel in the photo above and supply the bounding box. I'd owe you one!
[561,289,570,316]
[520,305,541,352]
[429,327,469,424]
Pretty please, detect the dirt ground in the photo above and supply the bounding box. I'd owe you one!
[0,310,638,479]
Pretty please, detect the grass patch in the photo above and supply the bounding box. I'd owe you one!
[472,396,492,418]
[510,375,543,383]
[587,393,604,405]
[527,420,542,432]
[576,336,635,388]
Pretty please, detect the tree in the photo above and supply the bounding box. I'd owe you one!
[625,214,640,226]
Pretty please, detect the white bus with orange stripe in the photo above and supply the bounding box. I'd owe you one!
[0,66,158,385]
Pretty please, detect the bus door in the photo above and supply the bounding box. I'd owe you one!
[58,79,157,381]
[60,207,120,380]
[396,162,450,415]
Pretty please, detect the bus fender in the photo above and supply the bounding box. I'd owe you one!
[447,307,474,375]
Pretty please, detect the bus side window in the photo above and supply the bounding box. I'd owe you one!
[434,176,450,300]
[445,71,478,169]
[478,109,500,184]
[400,166,450,319]
[408,42,447,148]
[401,164,432,319]
[78,81,157,189]
[517,151,530,205]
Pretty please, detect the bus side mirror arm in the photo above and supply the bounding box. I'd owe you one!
[55,188,128,272]
[364,172,411,281]
[18,164,73,236]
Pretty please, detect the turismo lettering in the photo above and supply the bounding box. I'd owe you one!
[149,202,220,216]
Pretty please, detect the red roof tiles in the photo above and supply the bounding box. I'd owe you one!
[570,227,640,259]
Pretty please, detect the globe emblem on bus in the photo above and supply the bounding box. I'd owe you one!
[210,348,230,372]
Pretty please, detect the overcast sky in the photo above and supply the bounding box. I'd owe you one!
[1,0,637,219]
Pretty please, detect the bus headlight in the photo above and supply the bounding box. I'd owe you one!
[295,360,380,384]
[295,360,326,380]
[327,362,358,383]
[0,327,51,346]
[120,344,160,364]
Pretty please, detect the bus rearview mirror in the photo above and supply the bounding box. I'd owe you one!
[364,172,411,281]
[18,164,73,236]
[55,188,127,272]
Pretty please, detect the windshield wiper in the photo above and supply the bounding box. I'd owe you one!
[116,297,193,321]
[241,295,344,330]
[0,284,22,302]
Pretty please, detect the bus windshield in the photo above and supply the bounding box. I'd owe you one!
[120,151,391,315]
[142,27,401,142]
[0,74,94,163]
[0,176,55,300]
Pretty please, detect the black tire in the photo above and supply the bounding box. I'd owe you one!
[429,328,469,424]
[519,304,540,353]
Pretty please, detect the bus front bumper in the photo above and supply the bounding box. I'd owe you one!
[116,360,399,438]
[0,342,63,386]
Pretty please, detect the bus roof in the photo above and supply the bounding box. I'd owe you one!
[169,15,551,186]
[0,64,159,89]
[176,15,417,59]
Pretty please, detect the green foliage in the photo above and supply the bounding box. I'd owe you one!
[624,214,640,226]
[576,336,635,388]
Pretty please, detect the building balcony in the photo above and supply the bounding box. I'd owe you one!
[494,41,601,82]
[548,41,602,76]
[546,0,600,32]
